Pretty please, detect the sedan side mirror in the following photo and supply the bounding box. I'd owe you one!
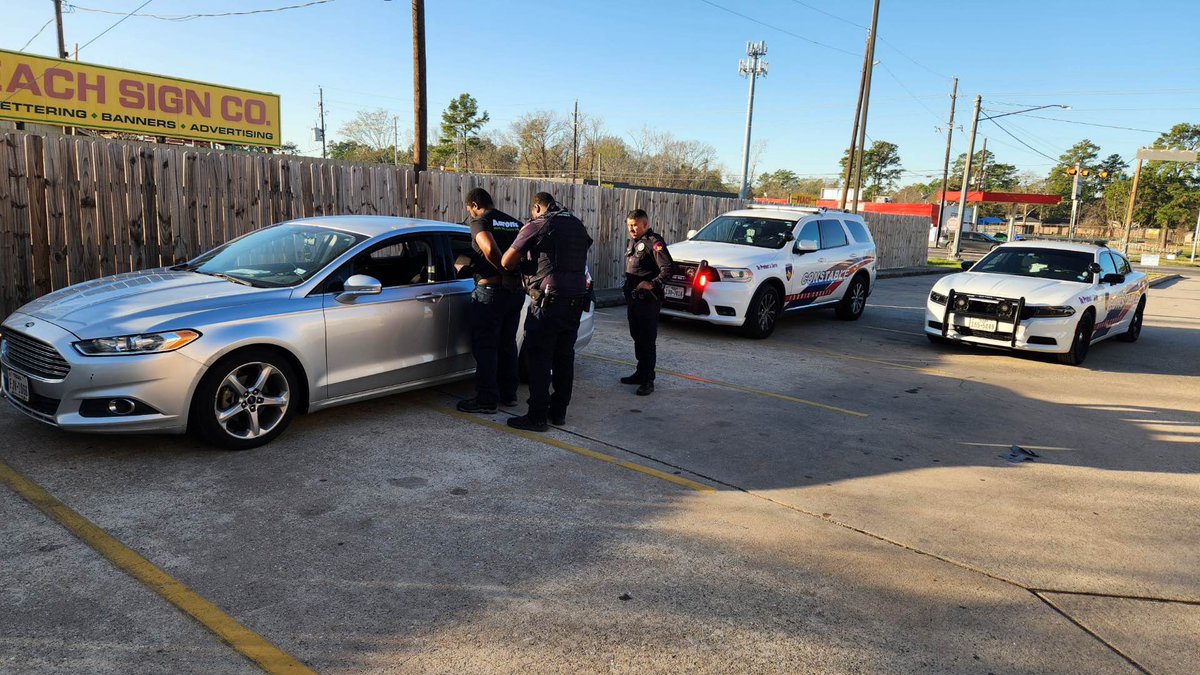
[337,274,382,303]
[793,240,819,254]
[1101,272,1126,285]
[686,229,698,239]
[960,261,975,271]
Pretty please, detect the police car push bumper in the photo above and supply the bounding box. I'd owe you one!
[660,273,755,325]
[1,312,206,433]
[924,294,1078,353]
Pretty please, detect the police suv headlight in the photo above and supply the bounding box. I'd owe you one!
[1025,305,1076,318]
[929,290,948,305]
[716,267,753,282]
[74,330,201,356]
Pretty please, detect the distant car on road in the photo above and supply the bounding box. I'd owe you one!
[0,217,595,449]
[957,231,1002,252]
[925,241,1147,365]
[661,206,877,338]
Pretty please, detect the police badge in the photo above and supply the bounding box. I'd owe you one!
[785,263,793,281]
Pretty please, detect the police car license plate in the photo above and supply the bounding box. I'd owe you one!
[664,285,686,300]
[966,317,997,332]
[4,368,30,403]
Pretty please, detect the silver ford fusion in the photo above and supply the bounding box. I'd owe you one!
[0,216,594,449]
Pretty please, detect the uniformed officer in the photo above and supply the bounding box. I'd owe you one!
[500,192,593,432]
[456,187,524,414]
[621,209,673,396]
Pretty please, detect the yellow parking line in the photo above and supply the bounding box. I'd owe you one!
[582,353,868,418]
[426,404,716,492]
[0,461,315,675]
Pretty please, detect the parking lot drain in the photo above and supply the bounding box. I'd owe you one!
[0,460,316,675]
[425,404,715,492]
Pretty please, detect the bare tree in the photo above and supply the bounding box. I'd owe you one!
[509,112,570,177]
[338,109,396,152]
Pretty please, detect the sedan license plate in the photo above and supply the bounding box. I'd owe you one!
[966,317,997,332]
[5,368,30,403]
[664,285,686,300]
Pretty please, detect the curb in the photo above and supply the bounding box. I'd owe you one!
[877,267,953,279]
[1148,274,1182,288]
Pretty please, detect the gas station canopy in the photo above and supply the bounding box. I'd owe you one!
[936,191,1061,205]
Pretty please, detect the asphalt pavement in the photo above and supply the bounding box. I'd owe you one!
[2,273,1197,674]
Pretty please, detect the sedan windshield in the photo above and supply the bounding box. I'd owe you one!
[187,225,365,287]
[971,247,1094,283]
[691,216,794,249]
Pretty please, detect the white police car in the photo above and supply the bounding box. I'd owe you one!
[925,241,1147,365]
[661,206,877,338]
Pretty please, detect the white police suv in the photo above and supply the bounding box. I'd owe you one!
[925,241,1147,365]
[661,206,877,338]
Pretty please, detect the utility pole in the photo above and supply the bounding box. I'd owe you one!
[53,0,68,58]
[1068,161,1082,238]
[850,0,881,213]
[951,95,982,258]
[737,41,768,200]
[934,77,958,245]
[411,0,428,174]
[317,87,327,159]
[839,34,871,210]
[571,100,580,182]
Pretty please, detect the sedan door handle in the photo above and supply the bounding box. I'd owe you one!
[416,293,443,303]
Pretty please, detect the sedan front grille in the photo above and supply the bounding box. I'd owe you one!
[1,331,71,380]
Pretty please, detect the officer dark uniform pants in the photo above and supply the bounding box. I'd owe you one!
[626,290,660,383]
[523,297,586,420]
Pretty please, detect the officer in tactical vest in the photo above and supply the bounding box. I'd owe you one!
[501,192,593,432]
[621,209,673,395]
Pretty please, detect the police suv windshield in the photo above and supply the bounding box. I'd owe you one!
[971,247,1095,283]
[691,216,794,249]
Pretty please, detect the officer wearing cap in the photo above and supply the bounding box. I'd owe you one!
[500,192,593,432]
[621,209,672,395]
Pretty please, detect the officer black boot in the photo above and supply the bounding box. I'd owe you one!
[620,374,642,385]
[457,397,498,414]
[636,381,654,396]
[508,414,549,432]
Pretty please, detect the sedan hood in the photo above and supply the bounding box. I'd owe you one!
[667,240,782,268]
[935,272,1084,304]
[16,269,278,338]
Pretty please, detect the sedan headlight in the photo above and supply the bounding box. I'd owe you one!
[74,330,201,356]
[1024,305,1076,318]
[716,267,753,282]
[929,290,948,305]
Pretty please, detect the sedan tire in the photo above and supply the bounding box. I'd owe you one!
[191,348,298,450]
[1116,296,1146,343]
[1057,311,1095,366]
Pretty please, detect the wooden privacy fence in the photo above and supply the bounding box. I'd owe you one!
[0,131,929,317]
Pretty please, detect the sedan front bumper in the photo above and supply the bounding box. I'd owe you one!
[1,313,207,434]
[924,298,1076,354]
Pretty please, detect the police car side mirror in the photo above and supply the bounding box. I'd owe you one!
[686,229,698,239]
[793,240,819,254]
[1101,272,1125,285]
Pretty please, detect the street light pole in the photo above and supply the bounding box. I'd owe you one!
[1068,161,1082,238]
[934,77,958,246]
[1122,158,1143,255]
[951,95,982,258]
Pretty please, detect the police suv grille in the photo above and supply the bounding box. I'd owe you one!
[1,331,71,380]
[668,262,699,284]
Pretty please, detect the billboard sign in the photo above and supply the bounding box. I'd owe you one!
[0,48,280,147]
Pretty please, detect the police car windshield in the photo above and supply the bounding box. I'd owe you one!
[691,216,793,249]
[972,247,1094,283]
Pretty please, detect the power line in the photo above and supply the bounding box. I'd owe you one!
[878,62,942,124]
[697,0,858,57]
[77,0,157,53]
[66,0,336,22]
[784,1,948,78]
[985,116,1062,163]
[18,18,57,52]
[1018,115,1161,134]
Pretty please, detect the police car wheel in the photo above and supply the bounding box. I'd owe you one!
[835,274,868,321]
[1116,296,1145,343]
[1057,311,1094,366]
[741,285,780,339]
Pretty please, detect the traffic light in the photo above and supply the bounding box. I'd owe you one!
[1098,170,1110,180]
[1065,167,1077,176]
[1080,168,1091,176]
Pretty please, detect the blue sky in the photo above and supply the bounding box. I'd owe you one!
[4,0,1198,186]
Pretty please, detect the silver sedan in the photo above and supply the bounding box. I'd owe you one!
[0,217,595,449]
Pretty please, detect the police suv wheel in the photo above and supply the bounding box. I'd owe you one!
[835,274,868,321]
[1057,311,1094,366]
[191,348,298,450]
[742,285,781,339]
